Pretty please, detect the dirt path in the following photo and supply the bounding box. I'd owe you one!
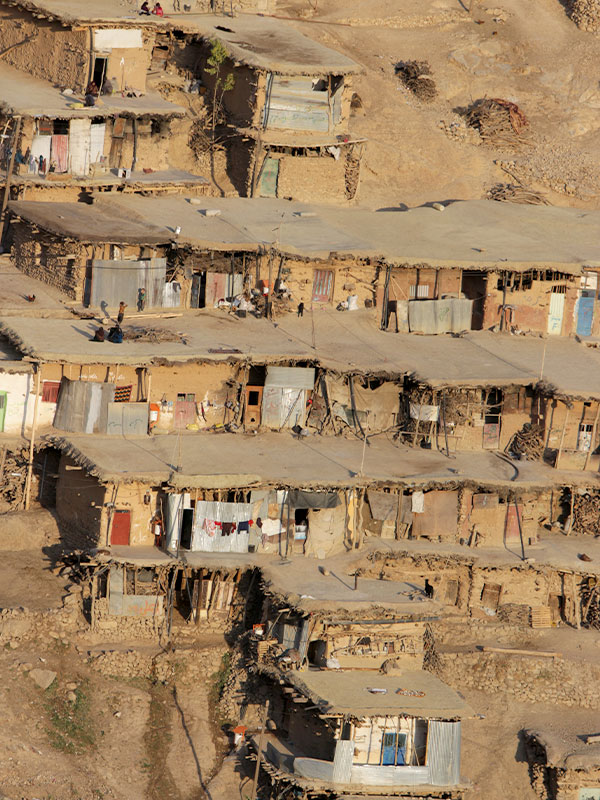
[144,674,182,800]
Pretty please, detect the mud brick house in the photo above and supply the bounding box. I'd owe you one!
[168,14,364,203]
[9,196,600,331]
[0,61,212,204]
[253,668,472,799]
[524,727,600,800]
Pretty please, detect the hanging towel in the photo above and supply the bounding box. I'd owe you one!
[51,134,69,173]
[412,491,425,514]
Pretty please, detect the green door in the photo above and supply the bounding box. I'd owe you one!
[258,156,279,198]
[0,391,6,432]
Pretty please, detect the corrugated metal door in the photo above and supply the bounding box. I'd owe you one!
[312,269,334,302]
[427,720,461,786]
[577,294,595,336]
[547,289,566,335]
[265,76,329,132]
[69,119,92,176]
[175,394,196,429]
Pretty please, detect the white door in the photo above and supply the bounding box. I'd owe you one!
[547,290,565,335]
[69,118,92,176]
[89,121,106,165]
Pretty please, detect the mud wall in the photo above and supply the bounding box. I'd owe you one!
[0,8,88,90]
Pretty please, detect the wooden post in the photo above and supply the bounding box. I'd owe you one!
[584,401,600,471]
[249,700,269,800]
[24,364,41,511]
[555,406,569,469]
[0,115,22,246]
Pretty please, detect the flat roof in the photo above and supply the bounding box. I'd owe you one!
[9,195,600,271]
[0,62,185,118]
[9,202,168,245]
[170,14,361,75]
[0,2,360,75]
[47,430,597,490]
[525,727,600,770]
[3,312,600,399]
[4,168,208,189]
[286,669,473,718]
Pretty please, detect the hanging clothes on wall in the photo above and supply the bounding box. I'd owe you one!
[191,500,253,553]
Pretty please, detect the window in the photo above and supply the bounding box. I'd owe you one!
[41,381,61,403]
[53,119,69,135]
[114,385,132,403]
[248,390,260,406]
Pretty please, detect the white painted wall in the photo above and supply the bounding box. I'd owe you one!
[0,373,57,434]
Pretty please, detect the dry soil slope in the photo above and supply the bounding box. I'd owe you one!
[280,0,600,208]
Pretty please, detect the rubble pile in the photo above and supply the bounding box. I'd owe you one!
[568,0,600,30]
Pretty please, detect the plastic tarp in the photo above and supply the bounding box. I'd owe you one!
[428,720,461,786]
[410,403,439,422]
[94,28,143,49]
[367,490,398,521]
[408,298,473,334]
[105,402,148,435]
[288,490,341,509]
[191,500,253,553]
[265,367,315,390]
[90,258,168,308]
[53,378,114,433]
[69,118,91,177]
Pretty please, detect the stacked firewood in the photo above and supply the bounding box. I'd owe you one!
[573,493,600,536]
[394,61,437,101]
[465,98,529,148]
[581,578,600,629]
[487,182,549,205]
[506,423,545,461]
[0,447,28,510]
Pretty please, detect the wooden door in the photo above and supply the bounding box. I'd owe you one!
[174,393,196,429]
[111,509,131,545]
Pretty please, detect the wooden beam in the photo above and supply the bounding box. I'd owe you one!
[482,646,560,658]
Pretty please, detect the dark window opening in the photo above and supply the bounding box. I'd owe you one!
[248,390,260,406]
[53,119,69,135]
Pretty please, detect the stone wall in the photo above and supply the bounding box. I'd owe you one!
[436,650,600,709]
[11,222,87,300]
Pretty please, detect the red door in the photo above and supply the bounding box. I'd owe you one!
[174,393,196,429]
[111,510,131,545]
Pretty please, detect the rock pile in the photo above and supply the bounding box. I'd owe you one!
[568,0,600,31]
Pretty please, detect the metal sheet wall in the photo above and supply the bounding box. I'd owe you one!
[332,741,353,784]
[90,258,168,308]
[105,402,149,435]
[408,298,473,334]
[265,366,315,389]
[265,75,330,132]
[427,720,461,786]
[53,378,114,433]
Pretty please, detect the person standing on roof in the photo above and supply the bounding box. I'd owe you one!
[153,2,164,15]
[117,301,127,324]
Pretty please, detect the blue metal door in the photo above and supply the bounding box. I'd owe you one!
[381,732,406,765]
[577,294,595,336]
